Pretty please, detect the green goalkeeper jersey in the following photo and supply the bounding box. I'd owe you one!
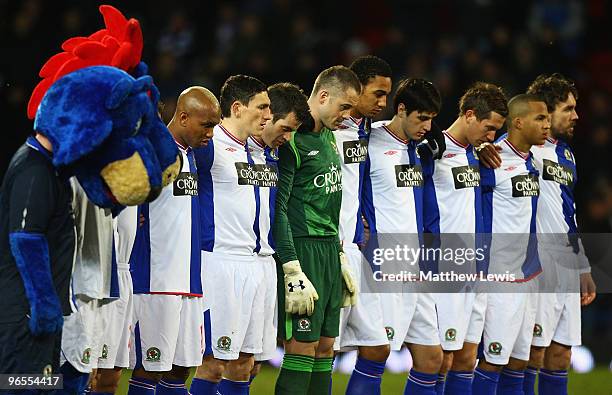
[273,127,343,264]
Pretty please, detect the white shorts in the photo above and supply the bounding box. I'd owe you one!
[130,294,204,371]
[97,265,133,368]
[532,245,581,347]
[335,246,388,351]
[254,255,278,362]
[202,251,265,360]
[434,292,477,351]
[482,282,538,364]
[465,292,487,344]
[382,290,440,351]
[60,296,104,372]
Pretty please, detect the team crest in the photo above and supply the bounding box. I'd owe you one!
[297,318,311,332]
[445,328,457,342]
[42,364,53,376]
[488,342,502,355]
[101,344,109,359]
[146,347,161,361]
[533,324,543,337]
[564,149,573,162]
[385,326,395,341]
[217,336,232,351]
[81,348,91,364]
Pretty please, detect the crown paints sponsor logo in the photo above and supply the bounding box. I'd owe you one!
[313,163,342,194]
[452,165,480,189]
[342,139,368,164]
[235,163,279,187]
[395,164,424,187]
[542,159,574,186]
[384,150,398,156]
[511,174,540,197]
[173,172,198,196]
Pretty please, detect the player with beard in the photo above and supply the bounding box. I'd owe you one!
[479,74,596,395]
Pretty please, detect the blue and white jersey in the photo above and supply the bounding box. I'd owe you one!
[114,205,137,268]
[248,136,279,256]
[362,121,423,235]
[480,138,541,281]
[423,132,483,234]
[195,124,261,256]
[71,178,119,299]
[334,116,369,247]
[129,142,202,295]
[422,133,483,273]
[532,138,588,264]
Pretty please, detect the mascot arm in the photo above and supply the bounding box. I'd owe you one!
[9,232,63,335]
[8,164,64,335]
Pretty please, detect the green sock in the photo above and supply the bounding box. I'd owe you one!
[308,357,334,395]
[275,354,314,395]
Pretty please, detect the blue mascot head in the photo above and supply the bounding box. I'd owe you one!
[34,66,180,208]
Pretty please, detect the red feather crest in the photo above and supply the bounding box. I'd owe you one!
[27,5,143,119]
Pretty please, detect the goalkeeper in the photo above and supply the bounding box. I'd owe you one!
[273,66,361,395]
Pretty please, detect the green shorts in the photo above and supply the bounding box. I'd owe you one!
[277,236,342,342]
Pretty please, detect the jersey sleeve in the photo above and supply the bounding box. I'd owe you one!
[8,163,58,235]
[273,142,298,264]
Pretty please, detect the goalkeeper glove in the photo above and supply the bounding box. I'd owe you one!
[339,251,358,307]
[282,260,319,316]
[417,128,446,160]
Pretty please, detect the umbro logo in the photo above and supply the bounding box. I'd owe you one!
[384,150,398,155]
[226,147,237,152]
[307,150,319,156]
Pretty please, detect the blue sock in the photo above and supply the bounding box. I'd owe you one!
[189,377,220,395]
[56,362,89,395]
[496,368,524,395]
[403,369,437,395]
[127,377,157,395]
[538,369,568,395]
[345,357,386,395]
[436,374,446,395]
[523,367,537,395]
[472,368,499,395]
[156,378,188,395]
[217,378,249,395]
[445,370,473,394]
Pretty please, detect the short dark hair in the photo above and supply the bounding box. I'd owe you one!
[311,65,361,97]
[508,93,546,118]
[459,82,508,120]
[393,78,441,115]
[349,55,392,86]
[267,82,311,125]
[526,73,578,113]
[220,74,267,118]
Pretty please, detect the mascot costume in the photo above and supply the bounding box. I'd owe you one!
[0,4,179,385]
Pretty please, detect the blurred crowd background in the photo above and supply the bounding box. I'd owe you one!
[1,0,611,363]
